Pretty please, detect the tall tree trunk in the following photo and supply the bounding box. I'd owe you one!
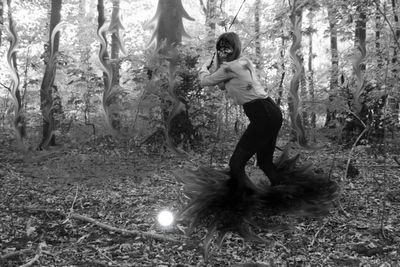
[355,6,367,72]
[288,3,307,146]
[110,0,121,87]
[200,0,216,50]
[390,0,400,78]
[390,0,400,124]
[307,10,316,128]
[0,0,4,47]
[300,60,308,127]
[276,33,286,106]
[375,0,383,70]
[325,3,339,127]
[254,0,261,70]
[7,0,25,149]
[353,5,367,116]
[39,0,61,149]
[97,0,110,88]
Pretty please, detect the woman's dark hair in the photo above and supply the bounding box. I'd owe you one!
[216,32,241,66]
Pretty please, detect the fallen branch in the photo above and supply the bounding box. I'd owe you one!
[19,242,46,267]
[354,164,399,168]
[1,248,34,260]
[12,206,183,244]
[310,219,328,247]
[393,156,400,166]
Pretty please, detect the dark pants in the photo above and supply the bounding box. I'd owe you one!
[229,97,283,189]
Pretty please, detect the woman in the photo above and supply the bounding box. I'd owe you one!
[174,32,338,255]
[199,32,283,193]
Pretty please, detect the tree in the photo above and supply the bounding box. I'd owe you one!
[200,0,217,51]
[306,9,316,128]
[0,0,4,47]
[288,0,307,146]
[6,0,25,149]
[254,0,261,70]
[109,0,125,87]
[375,0,383,70]
[39,0,62,149]
[325,2,339,127]
[146,0,195,153]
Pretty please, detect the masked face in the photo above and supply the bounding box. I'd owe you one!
[217,40,233,61]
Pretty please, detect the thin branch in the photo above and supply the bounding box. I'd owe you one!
[19,242,45,267]
[0,81,11,91]
[373,0,400,50]
[310,219,328,247]
[199,0,207,14]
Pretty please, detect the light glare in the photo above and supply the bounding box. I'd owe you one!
[157,210,174,227]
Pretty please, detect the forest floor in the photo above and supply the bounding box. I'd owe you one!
[1,131,400,267]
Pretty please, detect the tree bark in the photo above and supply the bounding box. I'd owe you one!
[0,0,3,47]
[307,10,316,128]
[39,0,62,149]
[375,0,383,70]
[325,3,339,126]
[254,0,261,70]
[202,0,217,51]
[288,3,307,145]
[7,0,25,148]
[111,0,121,87]
[276,34,286,106]
[97,0,110,88]
[391,0,400,78]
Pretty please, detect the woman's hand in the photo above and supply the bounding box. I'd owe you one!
[200,57,214,72]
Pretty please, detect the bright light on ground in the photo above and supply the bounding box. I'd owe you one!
[157,210,174,227]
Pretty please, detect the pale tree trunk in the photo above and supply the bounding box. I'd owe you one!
[39,0,61,149]
[390,0,400,78]
[0,0,3,47]
[300,59,308,127]
[111,0,121,87]
[307,10,316,128]
[7,0,25,148]
[390,0,400,124]
[254,0,261,70]
[353,5,367,115]
[288,2,307,145]
[375,0,383,70]
[200,0,217,50]
[325,3,339,127]
[97,0,109,88]
[276,33,286,106]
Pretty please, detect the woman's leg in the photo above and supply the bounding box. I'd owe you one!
[228,123,258,195]
[256,98,283,186]
[256,136,279,185]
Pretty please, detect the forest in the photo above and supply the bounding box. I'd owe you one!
[0,0,399,266]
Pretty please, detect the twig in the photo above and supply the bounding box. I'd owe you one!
[89,245,116,265]
[393,156,400,166]
[353,164,399,168]
[372,0,400,50]
[0,81,11,91]
[310,219,328,247]
[19,242,45,267]
[12,206,183,244]
[69,186,79,214]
